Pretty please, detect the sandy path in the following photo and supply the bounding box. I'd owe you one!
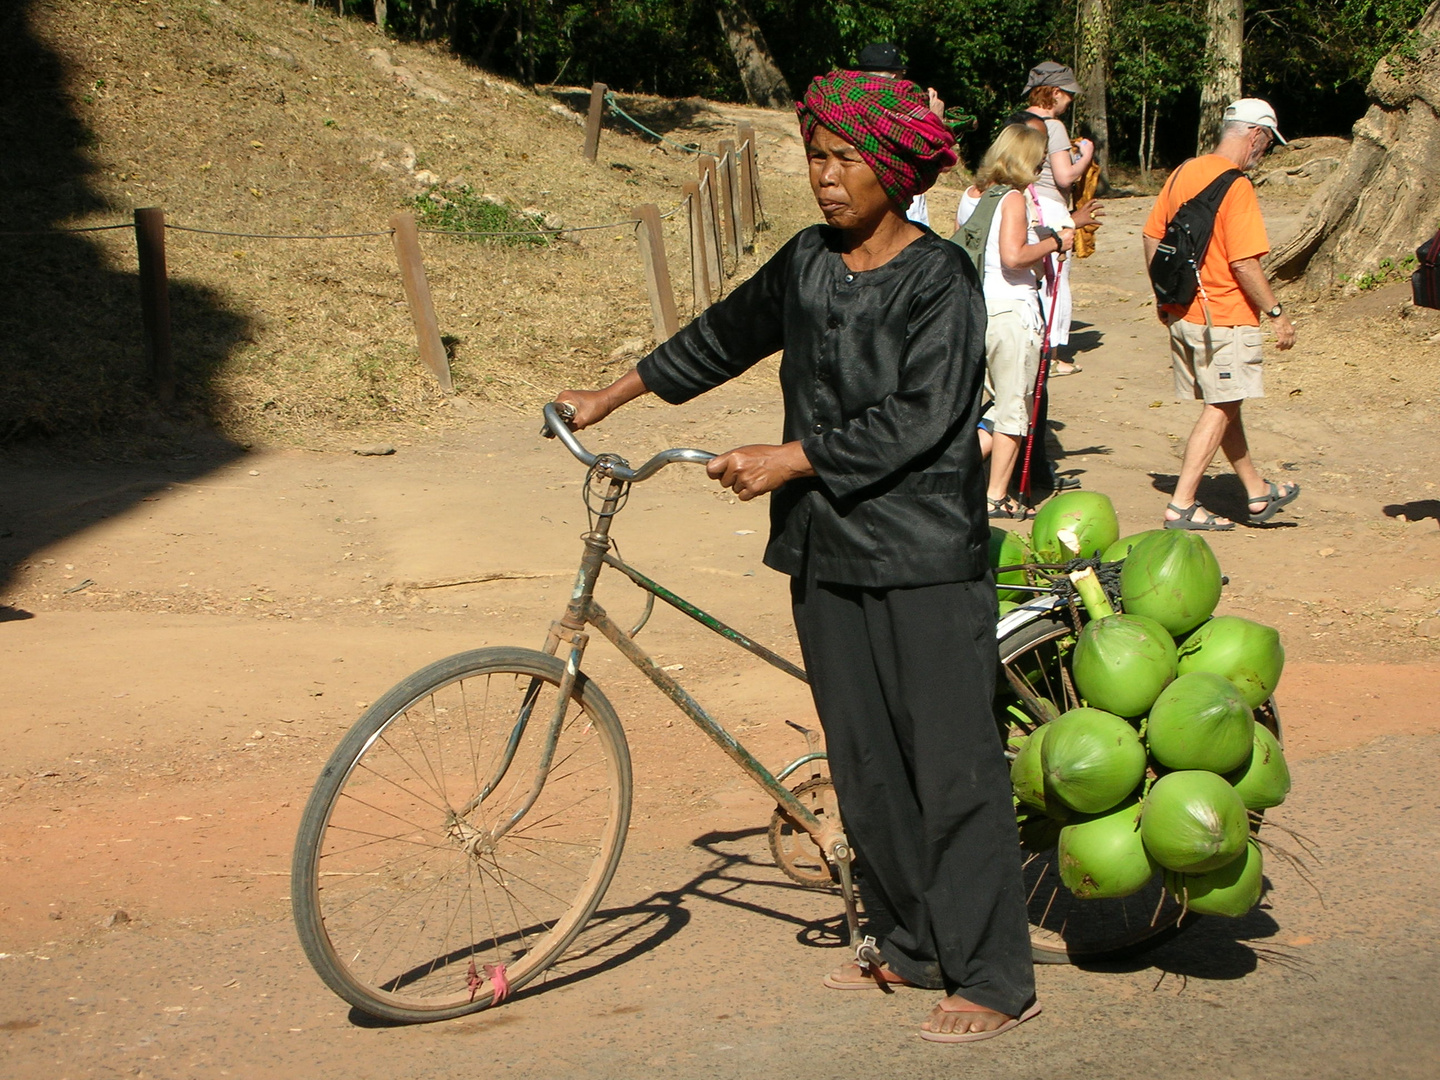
[3,184,1439,1077]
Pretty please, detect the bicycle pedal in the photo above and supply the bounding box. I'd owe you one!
[854,934,882,972]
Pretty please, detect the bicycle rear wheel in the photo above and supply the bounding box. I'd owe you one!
[997,613,1282,964]
[292,647,632,1022]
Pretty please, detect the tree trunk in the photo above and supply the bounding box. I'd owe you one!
[1267,1,1440,295]
[1196,0,1243,153]
[1074,0,1111,190]
[715,2,792,109]
[374,0,386,33]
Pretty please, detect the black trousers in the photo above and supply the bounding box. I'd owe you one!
[791,575,1035,1015]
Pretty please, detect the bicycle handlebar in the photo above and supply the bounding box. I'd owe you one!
[541,402,716,483]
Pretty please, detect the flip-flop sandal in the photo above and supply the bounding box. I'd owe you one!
[1164,502,1235,531]
[919,1000,1043,1043]
[822,961,914,991]
[1049,363,1081,376]
[1248,480,1300,523]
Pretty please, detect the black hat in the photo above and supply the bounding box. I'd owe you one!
[857,42,906,73]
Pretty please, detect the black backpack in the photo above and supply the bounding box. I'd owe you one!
[1149,164,1244,307]
[1412,226,1440,310]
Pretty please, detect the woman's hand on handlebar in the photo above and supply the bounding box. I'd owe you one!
[707,442,815,501]
[555,369,650,431]
[553,388,613,431]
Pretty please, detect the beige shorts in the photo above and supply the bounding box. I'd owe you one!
[1170,319,1265,404]
[982,304,1043,436]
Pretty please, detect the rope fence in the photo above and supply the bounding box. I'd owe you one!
[601,91,720,158]
[0,108,767,406]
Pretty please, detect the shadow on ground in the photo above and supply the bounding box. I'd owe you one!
[344,825,841,1028]
[0,1,252,584]
[1383,499,1440,527]
[1149,473,1300,528]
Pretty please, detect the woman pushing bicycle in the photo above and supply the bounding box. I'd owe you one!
[554,70,1040,1043]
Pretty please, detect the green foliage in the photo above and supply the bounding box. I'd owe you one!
[409,187,551,245]
[357,0,1435,168]
[1110,1,1202,116]
[1338,253,1419,289]
[1245,0,1431,115]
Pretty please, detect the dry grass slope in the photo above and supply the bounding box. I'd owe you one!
[3,0,802,451]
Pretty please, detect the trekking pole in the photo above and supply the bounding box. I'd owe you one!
[1018,260,1062,504]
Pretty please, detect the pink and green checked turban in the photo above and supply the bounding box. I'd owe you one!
[797,70,959,205]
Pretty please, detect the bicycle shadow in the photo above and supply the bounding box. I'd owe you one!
[345,825,844,1028]
[1150,472,1300,529]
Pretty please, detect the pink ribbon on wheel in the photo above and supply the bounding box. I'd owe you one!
[483,962,511,1005]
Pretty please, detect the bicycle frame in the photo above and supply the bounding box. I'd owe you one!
[542,473,832,838]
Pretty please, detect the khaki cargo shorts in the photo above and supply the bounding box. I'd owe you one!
[982,304,1043,436]
[1170,319,1265,404]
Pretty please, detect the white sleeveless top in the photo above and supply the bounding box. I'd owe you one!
[956,187,1041,308]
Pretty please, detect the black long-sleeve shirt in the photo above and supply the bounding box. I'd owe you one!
[637,225,990,588]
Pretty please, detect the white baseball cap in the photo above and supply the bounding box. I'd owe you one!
[1224,98,1287,144]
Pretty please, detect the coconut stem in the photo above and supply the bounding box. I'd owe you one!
[1069,567,1116,620]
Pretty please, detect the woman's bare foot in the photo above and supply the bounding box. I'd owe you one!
[918,995,1042,1042]
[822,960,915,990]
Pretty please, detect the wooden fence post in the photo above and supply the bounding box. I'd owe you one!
[736,126,756,249]
[388,211,453,392]
[683,182,712,312]
[633,204,680,343]
[698,157,724,290]
[718,140,741,263]
[738,121,765,228]
[583,82,607,162]
[133,207,175,406]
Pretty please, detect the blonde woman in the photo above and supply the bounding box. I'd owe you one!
[956,123,1074,519]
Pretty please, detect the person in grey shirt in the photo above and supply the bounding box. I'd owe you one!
[1023,61,1093,376]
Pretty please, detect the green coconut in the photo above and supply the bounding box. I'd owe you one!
[1145,672,1254,774]
[1059,799,1157,899]
[1067,567,1178,718]
[1018,812,1063,853]
[1177,616,1285,709]
[1031,491,1120,561]
[1226,722,1291,810]
[1140,770,1250,873]
[989,526,1034,602]
[1165,839,1264,917]
[1073,615,1178,717]
[1010,727,1049,811]
[1102,530,1166,564]
[1041,708,1147,815]
[1119,531,1223,636]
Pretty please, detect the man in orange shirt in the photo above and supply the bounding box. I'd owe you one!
[1142,99,1299,530]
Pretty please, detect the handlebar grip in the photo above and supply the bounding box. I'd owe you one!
[539,404,715,482]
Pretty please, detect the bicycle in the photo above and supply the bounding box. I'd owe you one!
[291,403,1281,1022]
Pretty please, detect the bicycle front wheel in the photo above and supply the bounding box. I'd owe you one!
[292,647,632,1022]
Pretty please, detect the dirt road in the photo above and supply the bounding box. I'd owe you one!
[3,194,1439,1078]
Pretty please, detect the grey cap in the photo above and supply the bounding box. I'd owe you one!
[857,42,906,73]
[1024,61,1081,94]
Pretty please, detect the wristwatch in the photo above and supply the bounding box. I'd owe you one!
[1265,304,1283,318]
